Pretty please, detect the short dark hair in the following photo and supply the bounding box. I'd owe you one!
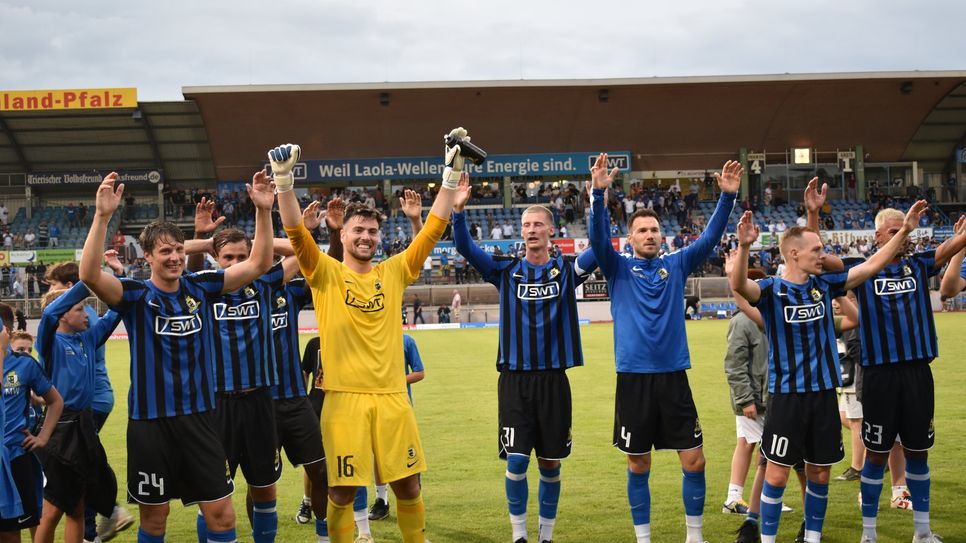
[0,303,13,332]
[45,262,79,285]
[139,221,185,254]
[212,228,251,255]
[343,203,384,228]
[627,208,660,229]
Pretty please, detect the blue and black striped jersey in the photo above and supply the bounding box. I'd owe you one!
[113,271,225,420]
[453,212,596,372]
[206,262,285,392]
[844,252,939,367]
[270,278,313,400]
[752,273,848,393]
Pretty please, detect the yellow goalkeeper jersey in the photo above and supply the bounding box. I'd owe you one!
[285,214,447,394]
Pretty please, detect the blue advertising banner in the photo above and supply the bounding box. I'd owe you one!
[27,169,163,187]
[266,151,632,182]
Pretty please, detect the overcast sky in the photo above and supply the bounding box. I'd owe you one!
[1,0,963,101]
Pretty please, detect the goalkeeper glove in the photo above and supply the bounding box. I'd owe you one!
[442,127,467,189]
[268,144,301,193]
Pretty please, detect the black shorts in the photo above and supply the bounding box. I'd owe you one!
[613,371,702,454]
[498,370,572,460]
[0,454,39,531]
[308,389,324,420]
[216,388,283,488]
[860,361,935,453]
[761,390,844,467]
[127,412,235,506]
[275,397,325,467]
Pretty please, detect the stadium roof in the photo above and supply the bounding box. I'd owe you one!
[0,101,215,185]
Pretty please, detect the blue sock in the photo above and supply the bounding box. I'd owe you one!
[760,481,785,537]
[860,460,886,521]
[353,487,368,512]
[138,528,165,543]
[207,528,237,543]
[196,511,207,543]
[84,505,97,541]
[252,500,278,543]
[746,511,760,525]
[804,481,829,537]
[681,468,705,516]
[627,469,651,527]
[538,465,561,520]
[505,455,530,516]
[906,457,931,536]
[315,518,328,537]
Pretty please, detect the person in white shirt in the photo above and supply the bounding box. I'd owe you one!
[491,225,502,240]
[795,215,807,227]
[451,290,462,322]
[775,219,787,233]
[0,203,8,225]
[502,222,513,238]
[559,225,568,238]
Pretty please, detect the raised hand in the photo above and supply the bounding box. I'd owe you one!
[103,249,124,275]
[325,198,345,231]
[267,143,301,193]
[400,189,422,221]
[453,172,471,212]
[302,201,323,231]
[803,177,827,213]
[195,197,225,236]
[903,200,929,233]
[954,214,966,236]
[713,160,743,194]
[95,172,124,217]
[591,153,618,190]
[737,211,760,247]
[724,248,738,277]
[248,170,276,210]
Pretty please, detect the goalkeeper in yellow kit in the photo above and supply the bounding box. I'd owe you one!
[271,130,469,543]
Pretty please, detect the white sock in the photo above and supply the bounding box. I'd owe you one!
[862,516,877,540]
[761,536,776,543]
[510,513,527,541]
[804,529,821,543]
[913,510,930,538]
[538,516,555,542]
[892,485,907,499]
[634,523,651,543]
[727,483,744,503]
[303,494,311,503]
[685,514,703,542]
[318,537,330,543]
[376,484,389,502]
[354,509,370,536]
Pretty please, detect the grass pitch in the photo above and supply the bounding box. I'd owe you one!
[95,313,966,542]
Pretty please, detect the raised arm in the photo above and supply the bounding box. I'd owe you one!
[803,177,845,272]
[452,173,498,277]
[940,246,966,299]
[324,198,345,261]
[836,294,859,331]
[187,197,224,272]
[272,145,323,277]
[730,211,762,303]
[681,160,741,271]
[845,200,928,291]
[587,154,622,277]
[400,189,424,236]
[79,174,124,305]
[725,248,763,328]
[932,215,966,269]
[222,171,275,293]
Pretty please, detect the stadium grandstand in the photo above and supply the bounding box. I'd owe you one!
[2,70,966,317]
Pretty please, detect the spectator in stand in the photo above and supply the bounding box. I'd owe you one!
[48,222,60,247]
[490,223,502,240]
[112,230,124,252]
[451,289,461,322]
[843,212,854,230]
[0,202,7,225]
[502,221,514,239]
[124,194,136,220]
[423,256,433,282]
[77,203,88,224]
[795,215,807,228]
[823,214,835,230]
[3,231,11,248]
[38,221,49,248]
[946,175,958,202]
[413,294,425,324]
[11,275,23,298]
[559,225,568,238]
[65,203,78,227]
[24,231,35,247]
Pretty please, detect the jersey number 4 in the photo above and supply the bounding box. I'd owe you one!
[620,426,631,449]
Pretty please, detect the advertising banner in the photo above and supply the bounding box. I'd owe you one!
[0,88,137,112]
[27,169,162,187]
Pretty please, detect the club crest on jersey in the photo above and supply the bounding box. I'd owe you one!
[184,295,201,314]
[214,300,260,320]
[374,280,382,291]
[903,264,913,276]
[783,302,825,323]
[549,267,560,279]
[809,288,823,302]
[874,276,917,296]
[345,291,385,312]
[275,295,287,309]
[516,282,561,300]
[244,286,257,298]
[3,371,19,396]
[658,268,669,280]
[155,314,203,336]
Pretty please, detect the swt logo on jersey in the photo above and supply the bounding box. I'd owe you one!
[783,302,825,323]
[874,277,917,296]
[345,291,385,312]
[213,300,260,320]
[516,282,560,300]
[155,314,203,336]
[271,311,288,330]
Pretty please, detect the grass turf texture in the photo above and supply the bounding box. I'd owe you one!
[93,314,966,542]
